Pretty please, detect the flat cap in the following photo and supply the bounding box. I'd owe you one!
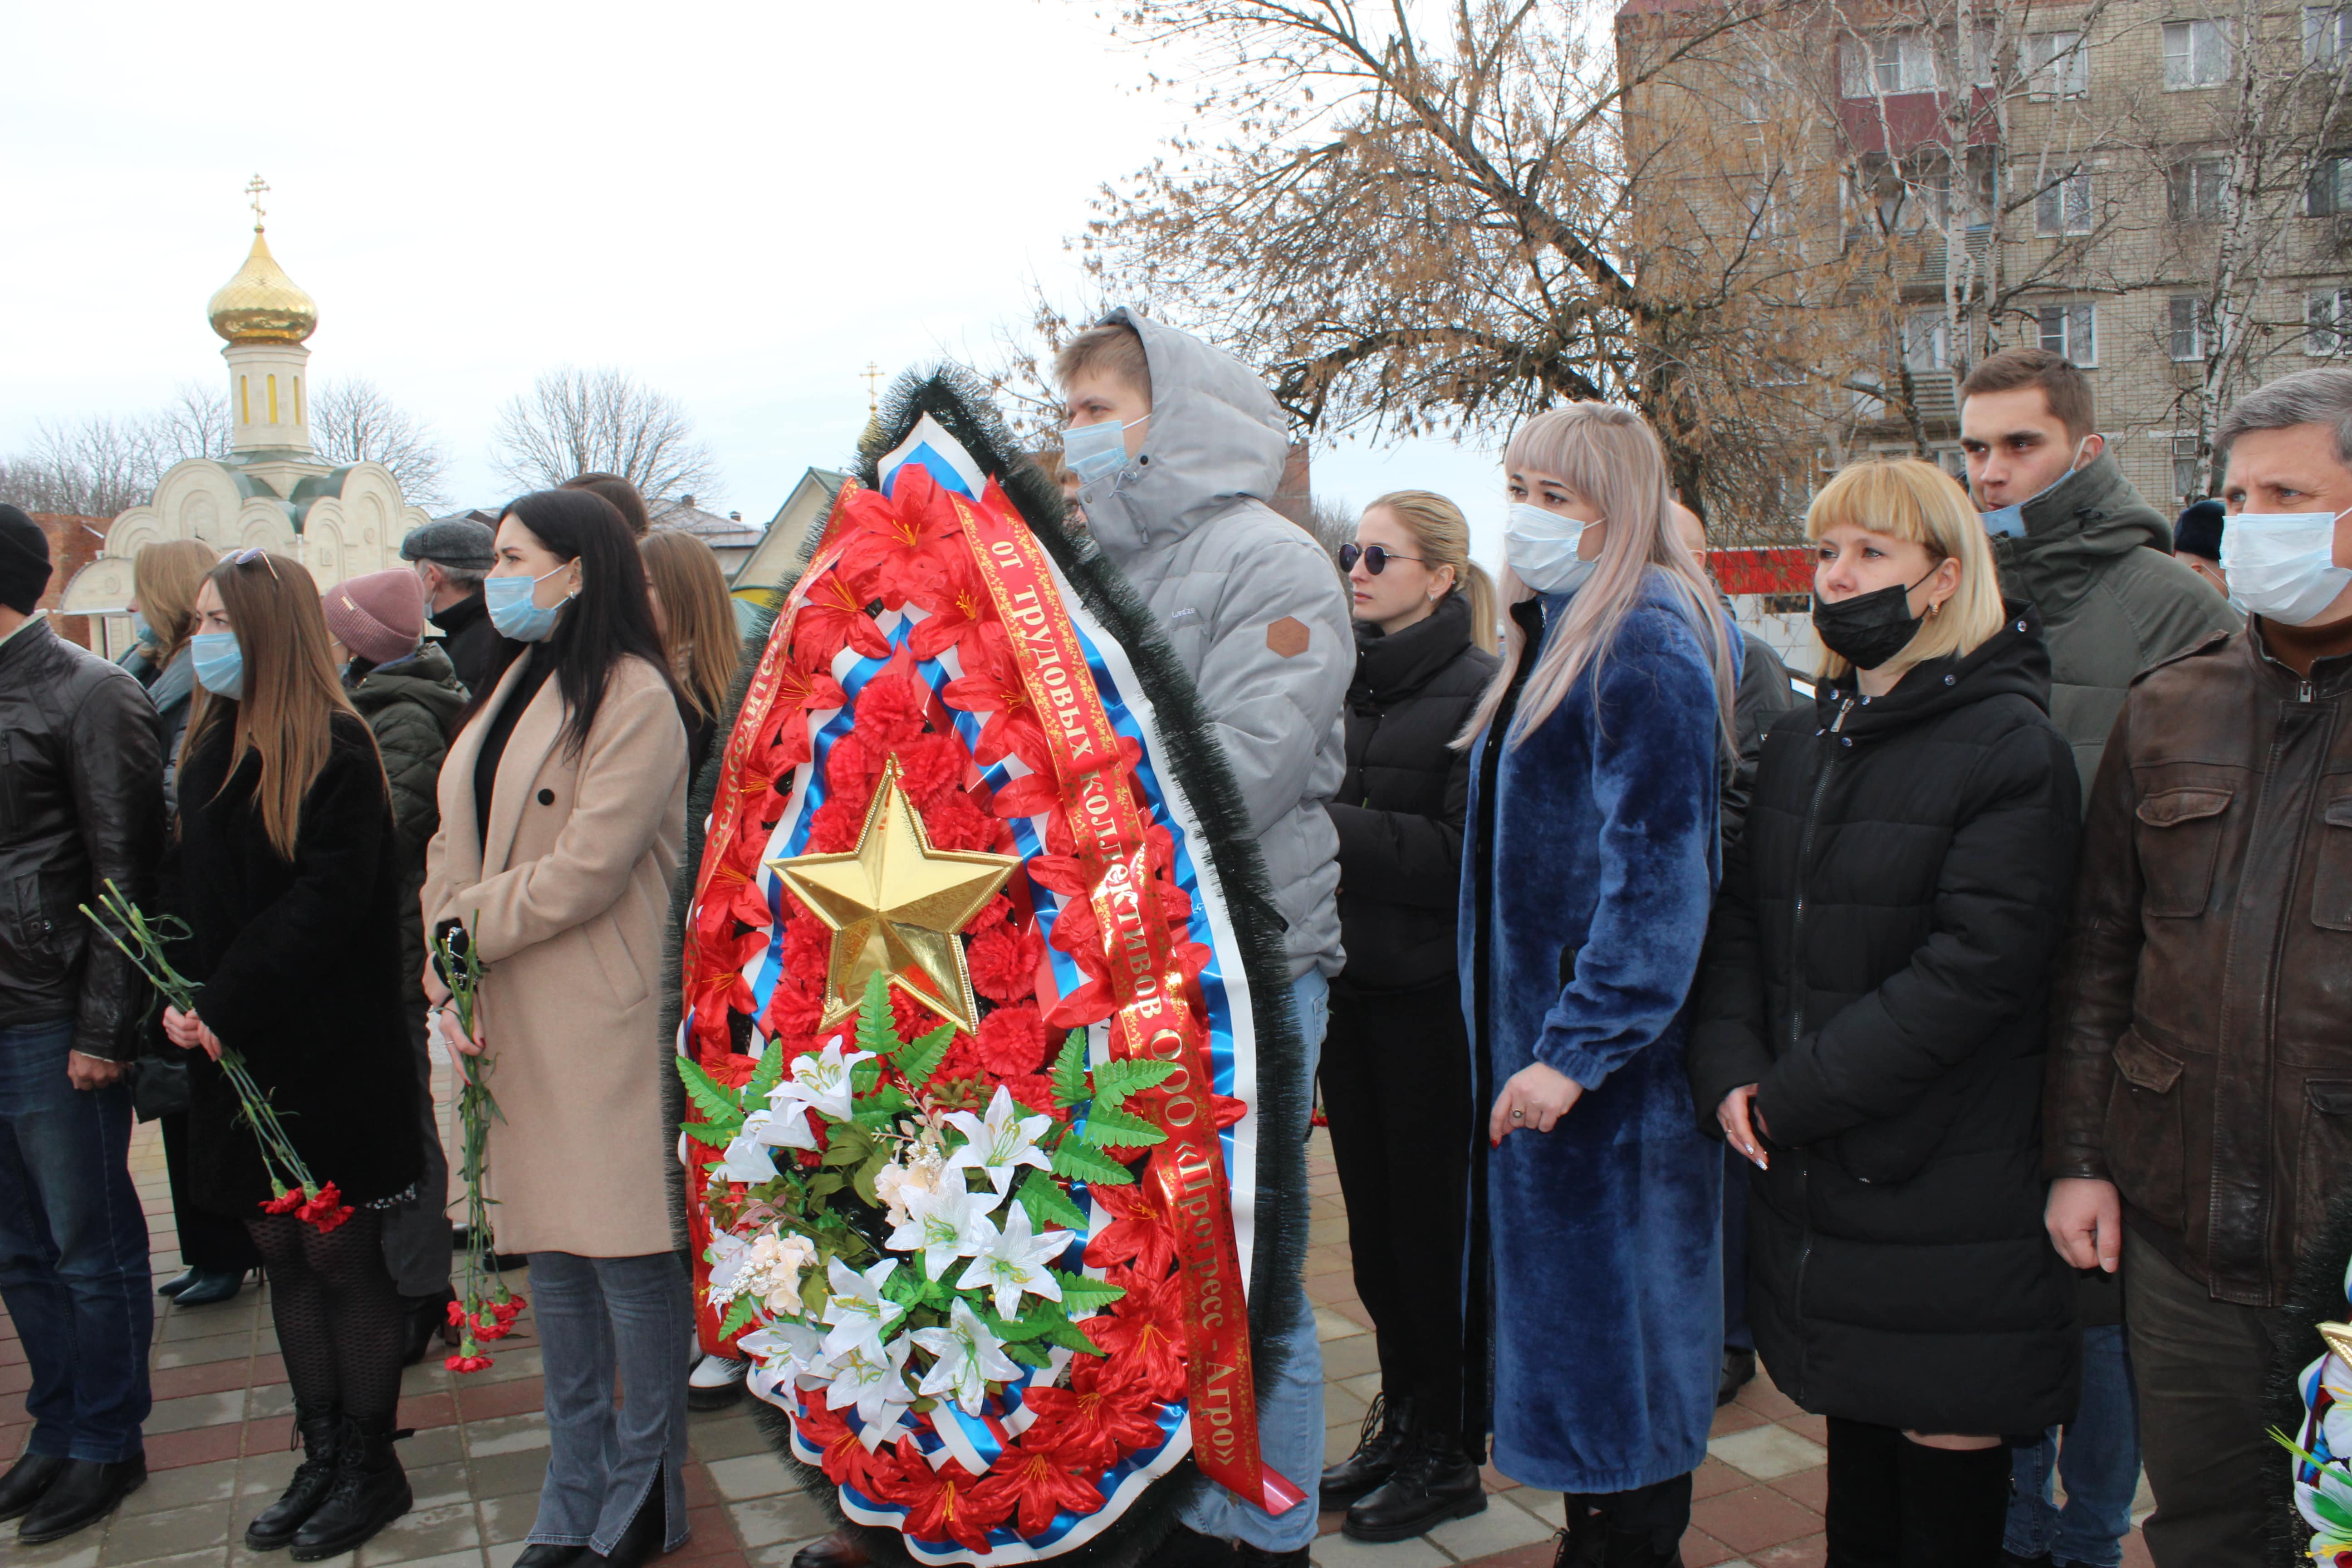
[397,517,496,570]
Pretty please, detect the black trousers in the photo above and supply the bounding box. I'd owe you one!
[1824,1418,2010,1567]
[159,1108,260,1274]
[1322,976,1472,1431]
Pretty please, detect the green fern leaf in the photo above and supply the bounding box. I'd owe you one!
[1015,1167,1090,1231]
[1090,1058,1178,1111]
[1078,1106,1165,1149]
[1050,1029,1090,1109]
[716,1294,761,1341]
[892,1023,956,1089]
[1051,1139,1136,1186]
[856,971,899,1059]
[676,1057,745,1132]
[1050,1269,1127,1313]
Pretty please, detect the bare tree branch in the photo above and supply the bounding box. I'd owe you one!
[311,378,451,507]
[490,367,722,505]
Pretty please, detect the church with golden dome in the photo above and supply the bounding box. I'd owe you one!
[60,178,431,649]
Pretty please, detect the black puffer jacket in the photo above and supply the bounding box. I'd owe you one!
[1327,593,1498,989]
[1688,603,2082,1435]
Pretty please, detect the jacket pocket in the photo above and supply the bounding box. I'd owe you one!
[2312,795,2352,931]
[2136,786,2234,919]
[584,912,648,1009]
[2299,1078,2352,1250]
[2102,1029,2186,1230]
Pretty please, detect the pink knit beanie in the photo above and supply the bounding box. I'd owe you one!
[321,568,425,666]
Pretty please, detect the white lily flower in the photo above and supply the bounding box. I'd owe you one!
[781,1037,876,1125]
[941,1086,1054,1198]
[819,1256,906,1359]
[911,1299,1021,1416]
[823,1333,917,1433]
[739,1319,833,1387]
[743,1103,819,1152]
[711,1129,780,1186]
[956,1203,1075,1319]
[884,1181,1000,1281]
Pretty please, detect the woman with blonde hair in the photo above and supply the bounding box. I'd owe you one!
[1458,405,1740,1564]
[639,528,742,780]
[1690,459,2079,1564]
[1318,491,1499,1540]
[121,539,218,813]
[159,548,424,1558]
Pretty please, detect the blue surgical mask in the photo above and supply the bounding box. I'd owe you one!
[485,566,573,642]
[1980,437,2094,537]
[1063,416,1147,486]
[2221,506,2352,625]
[1504,501,1600,596]
[130,611,154,647]
[191,632,244,699]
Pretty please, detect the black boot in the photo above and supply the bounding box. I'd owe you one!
[245,1405,342,1549]
[791,1529,872,1568]
[157,1266,200,1298]
[0,1453,67,1522]
[515,1548,588,1568]
[289,1416,410,1561]
[171,1267,249,1308]
[585,1471,666,1568]
[1344,1427,1487,1542]
[1318,1392,1414,1508]
[17,1455,144,1544]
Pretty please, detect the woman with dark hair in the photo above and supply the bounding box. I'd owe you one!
[421,489,691,1568]
[159,548,424,1559]
[639,528,742,781]
[561,472,652,539]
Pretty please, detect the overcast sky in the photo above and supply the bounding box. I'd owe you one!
[2,0,1508,570]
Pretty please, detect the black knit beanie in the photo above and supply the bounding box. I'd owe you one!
[0,505,51,615]
[2174,498,2225,562]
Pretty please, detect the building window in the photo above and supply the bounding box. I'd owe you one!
[1842,32,1938,98]
[2163,20,2232,88]
[1903,312,1950,373]
[2170,296,2212,361]
[2308,6,2352,64]
[2036,174,2094,236]
[2308,289,2352,355]
[2024,31,2090,97]
[2169,157,2230,221]
[2311,154,2352,216]
[2038,304,2098,366]
[2175,455,2208,500]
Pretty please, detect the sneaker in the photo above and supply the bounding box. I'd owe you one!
[689,1353,750,1411]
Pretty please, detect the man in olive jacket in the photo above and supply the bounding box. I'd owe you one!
[0,506,164,1542]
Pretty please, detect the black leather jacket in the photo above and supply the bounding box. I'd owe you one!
[0,618,167,1061]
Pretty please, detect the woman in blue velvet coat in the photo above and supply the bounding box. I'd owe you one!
[1458,405,1740,1565]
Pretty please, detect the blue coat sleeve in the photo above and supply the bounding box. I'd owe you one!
[1535,616,1723,1088]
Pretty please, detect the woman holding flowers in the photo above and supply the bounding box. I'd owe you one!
[421,488,690,1568]
[1459,406,1739,1566]
[157,547,425,1559]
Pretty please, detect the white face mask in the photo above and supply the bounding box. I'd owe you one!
[1504,501,1599,596]
[1980,436,2094,538]
[2221,505,2352,625]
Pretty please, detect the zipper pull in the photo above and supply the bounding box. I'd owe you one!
[2301,679,2316,704]
[1829,697,1854,735]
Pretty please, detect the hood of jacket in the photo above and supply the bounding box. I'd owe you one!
[346,640,467,727]
[1076,307,1291,566]
[1817,599,2052,741]
[1993,452,2173,599]
[1352,592,1478,707]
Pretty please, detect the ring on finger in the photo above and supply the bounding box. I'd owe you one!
[1511,1108,1524,1120]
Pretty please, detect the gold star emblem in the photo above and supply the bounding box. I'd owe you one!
[767,757,1021,1036]
[2323,1322,2352,1366]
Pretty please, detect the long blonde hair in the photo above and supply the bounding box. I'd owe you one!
[1805,459,2005,682]
[1363,490,1499,653]
[1458,404,1739,751]
[132,539,218,662]
[641,528,742,721]
[181,553,371,860]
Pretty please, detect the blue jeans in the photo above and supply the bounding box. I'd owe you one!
[529,1250,694,1555]
[2003,1323,2141,1568]
[0,1019,152,1463]
[1177,969,1328,1553]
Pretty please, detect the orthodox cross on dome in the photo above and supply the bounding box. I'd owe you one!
[863,361,882,416]
[767,757,1019,1036]
[245,174,270,232]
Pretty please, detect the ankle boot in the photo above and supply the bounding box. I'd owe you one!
[1319,1393,1414,1507]
[1343,1428,1486,1542]
[587,1471,666,1568]
[245,1405,342,1549]
[289,1416,410,1561]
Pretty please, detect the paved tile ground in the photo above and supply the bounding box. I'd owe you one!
[0,1109,2151,1568]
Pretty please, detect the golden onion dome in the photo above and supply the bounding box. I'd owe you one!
[207,229,317,344]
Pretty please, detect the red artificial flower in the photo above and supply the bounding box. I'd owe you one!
[934,1030,990,1085]
[853,672,931,748]
[709,1052,759,1090]
[783,916,834,985]
[969,895,1014,934]
[1003,1074,1065,1122]
[826,731,884,799]
[807,786,877,853]
[941,626,1054,778]
[892,733,969,810]
[260,1187,304,1215]
[894,1456,1009,1552]
[975,1004,1051,1076]
[473,1315,512,1342]
[297,1183,353,1234]
[917,788,1007,853]
[1083,1182,1178,1281]
[493,1294,527,1319]
[968,921,1044,1006]
[763,662,851,769]
[1017,1369,1168,1472]
[907,549,990,661]
[839,470,962,610]
[762,981,826,1043]
[446,1352,494,1374]
[1083,1269,1187,1402]
[795,1402,911,1496]
[890,986,945,1043]
[792,568,894,666]
[970,1444,1110,1537]
[446,1299,469,1328]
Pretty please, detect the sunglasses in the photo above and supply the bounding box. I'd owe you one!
[1338,543,1426,574]
[230,546,281,582]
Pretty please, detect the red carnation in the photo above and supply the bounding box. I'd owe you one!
[889,986,944,1042]
[854,673,931,748]
[1003,1074,1065,1121]
[446,1299,469,1328]
[492,1295,527,1320]
[260,1187,304,1215]
[975,1004,1051,1076]
[918,788,1005,853]
[967,920,1043,1005]
[762,981,825,1042]
[806,789,874,853]
[892,733,968,808]
[297,1183,353,1234]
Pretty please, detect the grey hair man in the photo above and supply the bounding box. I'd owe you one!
[398,517,500,695]
[2043,367,2352,1568]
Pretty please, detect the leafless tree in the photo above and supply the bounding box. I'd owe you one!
[490,367,720,505]
[312,378,451,505]
[0,415,183,518]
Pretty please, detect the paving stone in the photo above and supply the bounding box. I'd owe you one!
[466,1446,550,1501]
[358,1548,487,1568]
[1308,1530,1450,1568]
[155,1334,259,1371]
[463,1413,550,1456]
[1688,1484,1822,1557]
[727,1490,833,1549]
[99,1497,235,1562]
[4,1519,103,1568]
[475,1491,539,1545]
[1705,1425,1826,1482]
[406,1426,469,1471]
[353,1501,482,1563]
[747,1543,830,1567]
[409,1460,478,1511]
[1313,1308,1367,1343]
[146,1390,249,1436]
[118,1455,240,1516]
[484,1545,532,1568]
[705,1451,802,1501]
[102,1548,232,1568]
[1424,1494,1554,1558]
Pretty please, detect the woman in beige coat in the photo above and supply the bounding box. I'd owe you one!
[421,489,690,1568]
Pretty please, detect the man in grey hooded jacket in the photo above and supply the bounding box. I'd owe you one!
[1059,308,1349,1565]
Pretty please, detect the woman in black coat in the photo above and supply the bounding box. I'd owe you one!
[1689,459,2080,1566]
[1316,490,1499,1543]
[161,549,423,1561]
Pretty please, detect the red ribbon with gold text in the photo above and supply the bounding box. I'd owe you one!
[956,485,1306,1516]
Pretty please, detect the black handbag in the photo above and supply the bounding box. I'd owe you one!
[129,1054,191,1122]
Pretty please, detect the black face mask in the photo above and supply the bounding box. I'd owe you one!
[1812,570,1936,670]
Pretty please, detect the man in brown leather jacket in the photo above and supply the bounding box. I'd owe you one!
[2044,368,2352,1567]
